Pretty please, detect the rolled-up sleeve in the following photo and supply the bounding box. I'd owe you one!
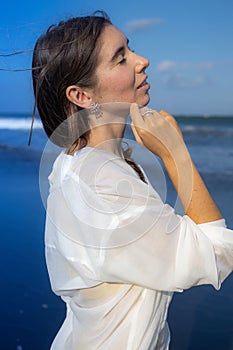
[99,210,233,292]
[46,151,233,294]
[198,219,233,287]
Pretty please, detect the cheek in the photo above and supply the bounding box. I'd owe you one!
[101,69,135,91]
[108,73,135,95]
[95,69,136,102]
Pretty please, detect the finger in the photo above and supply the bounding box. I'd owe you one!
[159,110,177,125]
[159,110,177,123]
[159,110,183,138]
[130,103,144,127]
[159,109,172,117]
[130,122,143,144]
[139,107,154,118]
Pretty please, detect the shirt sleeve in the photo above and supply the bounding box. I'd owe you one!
[98,206,233,292]
[46,151,233,293]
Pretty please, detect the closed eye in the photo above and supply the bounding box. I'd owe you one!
[118,47,135,64]
[119,57,127,64]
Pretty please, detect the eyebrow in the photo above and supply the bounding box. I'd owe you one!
[110,38,129,62]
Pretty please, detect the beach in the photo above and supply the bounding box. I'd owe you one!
[0,149,65,349]
[1,114,233,349]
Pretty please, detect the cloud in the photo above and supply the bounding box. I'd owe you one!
[157,60,177,73]
[163,73,211,89]
[124,18,164,33]
[157,60,214,73]
[156,60,214,89]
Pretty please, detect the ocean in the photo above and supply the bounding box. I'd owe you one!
[1,113,233,176]
[1,112,233,349]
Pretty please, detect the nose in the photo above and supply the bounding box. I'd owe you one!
[134,53,150,72]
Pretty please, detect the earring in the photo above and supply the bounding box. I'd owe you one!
[89,102,103,119]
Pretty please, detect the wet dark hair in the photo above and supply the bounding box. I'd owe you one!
[31,11,111,147]
[31,11,147,182]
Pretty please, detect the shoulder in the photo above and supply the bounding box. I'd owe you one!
[70,147,140,184]
[49,147,148,194]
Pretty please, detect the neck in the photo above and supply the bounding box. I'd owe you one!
[87,122,126,158]
[86,103,130,158]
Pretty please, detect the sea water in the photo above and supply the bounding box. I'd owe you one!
[1,113,233,349]
[1,113,233,173]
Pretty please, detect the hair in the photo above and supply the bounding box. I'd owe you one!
[31,11,147,183]
[31,11,111,147]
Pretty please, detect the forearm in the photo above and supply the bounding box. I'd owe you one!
[130,104,223,223]
[162,146,223,224]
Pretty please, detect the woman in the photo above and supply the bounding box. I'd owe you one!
[32,11,233,349]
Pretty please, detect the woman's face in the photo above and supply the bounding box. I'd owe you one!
[92,25,150,107]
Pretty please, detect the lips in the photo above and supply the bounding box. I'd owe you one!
[137,77,149,89]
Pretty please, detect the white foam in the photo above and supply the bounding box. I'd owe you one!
[0,118,42,130]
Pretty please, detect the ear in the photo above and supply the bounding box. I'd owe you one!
[66,85,93,109]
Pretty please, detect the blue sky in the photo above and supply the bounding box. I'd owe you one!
[0,0,233,115]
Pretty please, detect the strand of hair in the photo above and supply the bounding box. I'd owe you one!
[0,65,45,72]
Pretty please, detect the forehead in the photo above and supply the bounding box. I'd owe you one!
[98,25,127,61]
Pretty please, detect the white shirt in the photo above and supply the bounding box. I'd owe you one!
[45,147,233,349]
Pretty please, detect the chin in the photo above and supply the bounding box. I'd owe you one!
[136,95,150,107]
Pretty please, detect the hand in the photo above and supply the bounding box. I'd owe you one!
[130,103,185,160]
[130,103,222,222]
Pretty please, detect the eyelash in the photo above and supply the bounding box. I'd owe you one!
[119,57,126,64]
[119,48,135,64]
